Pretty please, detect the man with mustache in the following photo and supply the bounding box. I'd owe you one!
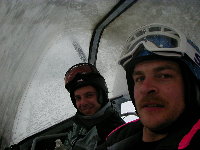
[62,63,125,150]
[103,23,200,150]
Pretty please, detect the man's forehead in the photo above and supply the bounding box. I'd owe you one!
[74,85,97,93]
[133,59,180,72]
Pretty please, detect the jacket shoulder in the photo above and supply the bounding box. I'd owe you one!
[106,119,141,146]
[179,119,200,149]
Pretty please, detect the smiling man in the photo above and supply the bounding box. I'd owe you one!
[103,24,200,150]
[74,85,101,115]
[62,63,125,150]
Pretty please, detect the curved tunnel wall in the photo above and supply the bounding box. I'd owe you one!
[0,2,62,148]
[0,1,118,149]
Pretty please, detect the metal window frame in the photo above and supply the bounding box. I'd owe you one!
[88,0,138,65]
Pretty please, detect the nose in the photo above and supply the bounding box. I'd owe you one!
[140,77,158,95]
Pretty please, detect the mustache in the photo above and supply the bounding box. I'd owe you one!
[141,95,164,101]
[138,95,166,107]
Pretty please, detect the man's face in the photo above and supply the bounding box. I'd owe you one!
[133,60,185,131]
[74,85,101,115]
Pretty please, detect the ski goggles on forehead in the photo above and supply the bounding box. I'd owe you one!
[65,63,99,85]
[119,24,200,69]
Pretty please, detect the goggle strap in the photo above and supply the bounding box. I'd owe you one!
[184,42,200,68]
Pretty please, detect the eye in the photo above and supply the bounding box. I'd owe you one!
[134,76,145,83]
[85,92,96,98]
[157,73,173,79]
[75,96,81,101]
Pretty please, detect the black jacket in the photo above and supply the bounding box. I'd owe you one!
[104,118,200,150]
[63,102,125,150]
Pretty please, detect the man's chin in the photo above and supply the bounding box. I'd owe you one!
[81,110,95,115]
